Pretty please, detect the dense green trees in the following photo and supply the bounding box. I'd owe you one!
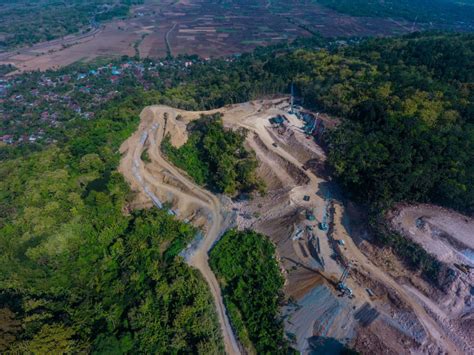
[323,34,474,214]
[210,230,289,354]
[328,104,474,212]
[162,113,264,195]
[0,93,223,352]
[316,0,474,26]
[0,0,143,49]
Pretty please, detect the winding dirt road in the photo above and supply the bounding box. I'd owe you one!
[237,103,463,354]
[119,100,464,354]
[119,105,241,355]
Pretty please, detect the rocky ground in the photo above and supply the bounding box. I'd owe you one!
[119,98,473,354]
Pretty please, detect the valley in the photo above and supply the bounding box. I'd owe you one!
[0,0,414,73]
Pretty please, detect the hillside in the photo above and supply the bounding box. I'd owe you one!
[0,0,143,50]
[1,32,473,353]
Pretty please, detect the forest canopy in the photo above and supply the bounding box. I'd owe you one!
[209,229,289,354]
[162,113,264,196]
[0,92,223,353]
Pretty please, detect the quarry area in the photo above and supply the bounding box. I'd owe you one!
[119,99,473,354]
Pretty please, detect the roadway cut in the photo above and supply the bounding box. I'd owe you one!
[119,99,469,355]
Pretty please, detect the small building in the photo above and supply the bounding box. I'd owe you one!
[0,134,13,144]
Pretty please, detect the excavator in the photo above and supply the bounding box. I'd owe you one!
[337,263,354,298]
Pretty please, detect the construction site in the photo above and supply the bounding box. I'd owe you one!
[118,98,473,355]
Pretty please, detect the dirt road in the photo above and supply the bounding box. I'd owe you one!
[119,100,466,354]
[165,22,177,57]
[218,100,464,353]
[390,204,474,266]
[244,104,463,354]
[341,229,462,354]
[119,105,241,355]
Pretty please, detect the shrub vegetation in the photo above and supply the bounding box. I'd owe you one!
[210,229,289,354]
[162,113,265,196]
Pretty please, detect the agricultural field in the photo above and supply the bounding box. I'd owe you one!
[0,0,414,73]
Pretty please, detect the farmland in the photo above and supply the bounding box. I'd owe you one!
[0,0,413,73]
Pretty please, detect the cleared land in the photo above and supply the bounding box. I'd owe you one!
[0,0,414,73]
[118,105,241,355]
[390,204,474,266]
[387,204,474,352]
[119,99,473,354]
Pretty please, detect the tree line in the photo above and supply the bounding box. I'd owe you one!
[210,229,290,354]
[0,91,223,353]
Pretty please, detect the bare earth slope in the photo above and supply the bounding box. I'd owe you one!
[119,105,241,354]
[390,204,474,266]
[119,99,472,354]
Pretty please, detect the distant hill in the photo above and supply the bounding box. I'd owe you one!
[0,0,143,50]
[316,0,474,28]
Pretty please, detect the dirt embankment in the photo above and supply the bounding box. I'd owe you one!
[119,105,241,355]
[249,133,309,187]
[119,99,471,355]
[389,203,474,266]
[386,203,474,353]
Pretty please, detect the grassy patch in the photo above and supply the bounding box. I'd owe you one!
[140,148,151,163]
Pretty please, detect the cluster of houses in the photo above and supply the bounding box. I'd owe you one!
[1,57,204,145]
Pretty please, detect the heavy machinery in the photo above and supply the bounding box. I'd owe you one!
[319,198,329,231]
[337,263,353,298]
[319,222,328,231]
[305,113,319,135]
[292,227,304,241]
